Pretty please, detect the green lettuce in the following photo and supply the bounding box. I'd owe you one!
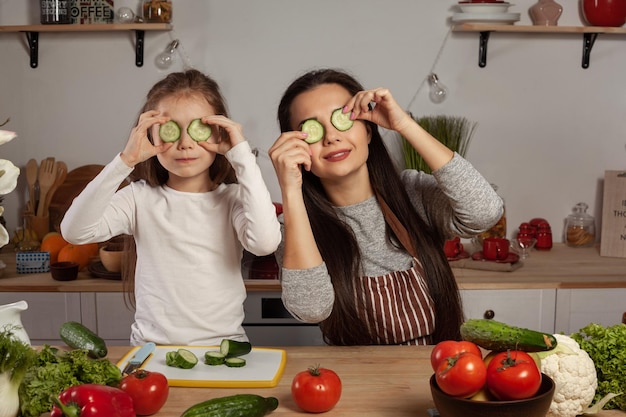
[571,323,626,411]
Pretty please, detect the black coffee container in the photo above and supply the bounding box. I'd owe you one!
[41,0,71,24]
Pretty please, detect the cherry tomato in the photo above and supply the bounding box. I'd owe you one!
[486,350,542,401]
[435,352,487,398]
[430,340,482,371]
[291,365,342,413]
[119,369,169,416]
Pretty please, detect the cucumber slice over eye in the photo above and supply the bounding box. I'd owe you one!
[187,118,212,142]
[159,120,181,143]
[331,107,354,131]
[301,119,324,144]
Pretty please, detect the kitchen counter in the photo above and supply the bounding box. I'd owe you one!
[1,244,625,292]
[103,345,624,416]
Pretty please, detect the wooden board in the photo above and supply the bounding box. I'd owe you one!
[600,170,626,258]
[116,346,287,388]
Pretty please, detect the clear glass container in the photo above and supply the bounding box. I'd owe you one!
[476,184,507,243]
[564,202,595,247]
[143,0,172,23]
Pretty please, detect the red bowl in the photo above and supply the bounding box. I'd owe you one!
[582,0,626,27]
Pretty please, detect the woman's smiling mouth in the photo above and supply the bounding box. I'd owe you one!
[324,150,351,162]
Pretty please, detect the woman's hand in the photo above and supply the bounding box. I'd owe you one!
[268,131,312,192]
[197,115,245,155]
[120,110,173,167]
[346,88,414,135]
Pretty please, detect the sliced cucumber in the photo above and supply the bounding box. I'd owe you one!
[204,351,226,366]
[166,348,198,369]
[187,118,212,142]
[224,357,247,368]
[331,107,354,131]
[159,120,181,143]
[220,339,252,358]
[301,119,324,144]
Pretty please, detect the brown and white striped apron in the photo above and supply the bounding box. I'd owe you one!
[354,194,435,345]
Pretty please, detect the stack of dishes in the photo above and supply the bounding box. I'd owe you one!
[452,0,520,25]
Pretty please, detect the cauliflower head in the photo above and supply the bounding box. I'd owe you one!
[540,333,597,417]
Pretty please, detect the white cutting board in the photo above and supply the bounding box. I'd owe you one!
[117,346,286,388]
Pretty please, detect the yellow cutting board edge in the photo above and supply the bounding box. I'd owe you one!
[116,345,287,388]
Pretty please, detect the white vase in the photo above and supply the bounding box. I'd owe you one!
[0,300,31,345]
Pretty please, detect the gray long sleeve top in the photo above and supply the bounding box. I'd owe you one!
[277,153,503,323]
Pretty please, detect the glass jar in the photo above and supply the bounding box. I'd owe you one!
[40,0,71,24]
[476,184,507,243]
[143,0,172,23]
[564,202,596,247]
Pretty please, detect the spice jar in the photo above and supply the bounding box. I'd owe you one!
[564,202,595,247]
[535,222,553,251]
[476,184,507,243]
[143,0,172,23]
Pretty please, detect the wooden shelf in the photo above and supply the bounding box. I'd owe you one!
[452,24,626,68]
[0,23,172,68]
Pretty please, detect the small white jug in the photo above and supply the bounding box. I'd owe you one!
[0,300,31,345]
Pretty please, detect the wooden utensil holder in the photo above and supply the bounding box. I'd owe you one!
[26,213,50,241]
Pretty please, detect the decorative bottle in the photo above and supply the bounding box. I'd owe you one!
[530,0,563,26]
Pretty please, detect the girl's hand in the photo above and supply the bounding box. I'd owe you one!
[345,88,414,135]
[197,115,245,155]
[120,110,173,167]
[268,131,312,191]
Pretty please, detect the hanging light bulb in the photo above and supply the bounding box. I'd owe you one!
[427,73,448,104]
[155,39,179,70]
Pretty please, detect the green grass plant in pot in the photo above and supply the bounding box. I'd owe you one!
[401,114,476,174]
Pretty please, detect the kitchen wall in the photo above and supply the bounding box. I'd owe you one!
[1,1,625,243]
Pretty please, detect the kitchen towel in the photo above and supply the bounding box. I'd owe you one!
[449,257,523,272]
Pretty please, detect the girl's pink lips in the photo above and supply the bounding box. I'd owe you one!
[324,149,351,162]
[176,157,197,163]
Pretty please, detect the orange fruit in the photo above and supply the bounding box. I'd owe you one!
[40,235,70,264]
[57,243,99,270]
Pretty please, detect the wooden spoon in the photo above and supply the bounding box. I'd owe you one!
[43,161,68,216]
[25,159,38,213]
[36,157,56,217]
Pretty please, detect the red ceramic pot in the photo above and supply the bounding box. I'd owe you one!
[582,0,626,27]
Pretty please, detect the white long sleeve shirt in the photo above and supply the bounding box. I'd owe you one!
[61,142,281,346]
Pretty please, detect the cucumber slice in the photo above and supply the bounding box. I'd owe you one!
[172,348,198,369]
[301,119,324,144]
[204,351,226,366]
[159,120,181,143]
[224,357,247,368]
[187,118,212,142]
[165,351,178,366]
[220,339,252,357]
[331,107,354,131]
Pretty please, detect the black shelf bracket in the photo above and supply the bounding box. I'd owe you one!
[478,31,491,68]
[582,32,598,69]
[25,31,39,68]
[135,29,145,67]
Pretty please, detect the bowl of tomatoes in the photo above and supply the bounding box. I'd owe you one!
[430,372,554,417]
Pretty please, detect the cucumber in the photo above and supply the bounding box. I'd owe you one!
[204,351,226,366]
[181,394,279,417]
[59,321,108,358]
[331,107,354,131]
[460,318,558,352]
[301,119,324,144]
[171,349,198,369]
[187,118,212,142]
[224,357,246,368]
[220,339,252,357]
[159,120,181,142]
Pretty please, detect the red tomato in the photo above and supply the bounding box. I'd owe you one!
[486,350,541,401]
[291,365,342,413]
[119,369,169,416]
[435,352,487,398]
[430,340,482,371]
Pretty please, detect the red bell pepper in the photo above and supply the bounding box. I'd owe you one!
[50,383,136,417]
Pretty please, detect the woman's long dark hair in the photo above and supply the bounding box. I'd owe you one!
[121,69,237,309]
[277,68,463,345]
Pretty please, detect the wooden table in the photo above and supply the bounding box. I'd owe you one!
[106,345,625,416]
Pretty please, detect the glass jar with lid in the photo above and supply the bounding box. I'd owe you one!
[143,0,172,23]
[564,202,595,247]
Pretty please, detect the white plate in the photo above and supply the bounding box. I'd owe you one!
[457,3,514,13]
[452,12,521,24]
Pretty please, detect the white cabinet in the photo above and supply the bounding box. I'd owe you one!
[0,292,81,345]
[460,289,557,333]
[554,288,626,334]
[81,292,135,345]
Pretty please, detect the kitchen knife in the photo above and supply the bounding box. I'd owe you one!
[122,342,156,375]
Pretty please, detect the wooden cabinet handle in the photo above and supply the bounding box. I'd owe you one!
[483,310,495,320]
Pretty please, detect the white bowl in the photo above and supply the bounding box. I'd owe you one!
[457,3,513,13]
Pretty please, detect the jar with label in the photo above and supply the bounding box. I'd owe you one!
[40,0,71,24]
[143,0,172,23]
[475,184,507,243]
[564,202,595,247]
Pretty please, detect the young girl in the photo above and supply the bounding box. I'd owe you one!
[61,70,281,346]
[269,69,503,346]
